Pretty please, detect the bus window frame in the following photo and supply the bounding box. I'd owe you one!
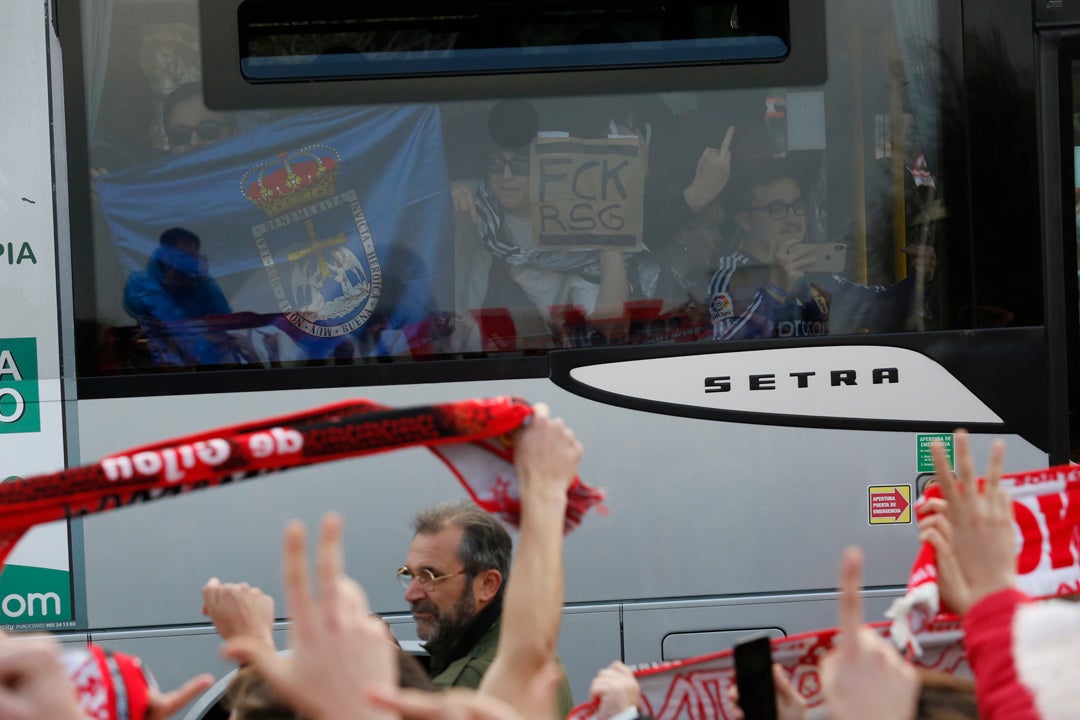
[58,0,1048,427]
[198,0,826,109]
[1037,28,1080,462]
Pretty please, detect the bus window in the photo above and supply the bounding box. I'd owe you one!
[73,0,958,378]
[235,0,790,81]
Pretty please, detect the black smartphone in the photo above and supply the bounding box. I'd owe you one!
[734,633,778,720]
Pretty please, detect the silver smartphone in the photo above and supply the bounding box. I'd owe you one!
[793,242,847,273]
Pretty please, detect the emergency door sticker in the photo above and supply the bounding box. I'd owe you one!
[868,485,911,525]
[917,433,953,473]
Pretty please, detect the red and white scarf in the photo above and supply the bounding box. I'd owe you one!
[0,397,606,567]
[567,616,968,720]
[887,463,1080,655]
[61,644,153,720]
[569,463,1080,720]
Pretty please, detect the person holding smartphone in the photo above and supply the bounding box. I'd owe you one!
[707,158,936,340]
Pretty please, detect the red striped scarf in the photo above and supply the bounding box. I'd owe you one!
[0,397,606,568]
[569,463,1080,720]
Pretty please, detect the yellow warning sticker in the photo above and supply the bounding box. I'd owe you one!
[868,485,912,525]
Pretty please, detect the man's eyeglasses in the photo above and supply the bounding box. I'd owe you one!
[486,154,530,177]
[166,120,230,149]
[396,565,465,591]
[750,197,807,221]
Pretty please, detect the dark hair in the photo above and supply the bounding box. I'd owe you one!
[226,665,305,720]
[727,157,803,214]
[915,669,978,720]
[161,82,206,131]
[487,99,539,151]
[159,227,200,249]
[413,499,512,582]
[398,650,437,691]
[226,650,435,719]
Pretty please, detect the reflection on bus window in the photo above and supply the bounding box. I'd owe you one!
[77,0,950,374]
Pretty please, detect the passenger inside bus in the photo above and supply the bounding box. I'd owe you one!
[623,197,723,345]
[89,82,236,194]
[85,85,949,369]
[619,100,743,344]
[162,82,238,156]
[453,100,630,351]
[122,227,257,367]
[708,157,936,340]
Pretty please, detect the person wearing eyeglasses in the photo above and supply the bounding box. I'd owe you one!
[397,498,574,716]
[707,157,936,340]
[162,82,237,156]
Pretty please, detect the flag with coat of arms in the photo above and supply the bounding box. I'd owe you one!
[96,104,455,363]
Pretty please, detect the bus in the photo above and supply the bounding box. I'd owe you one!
[2,0,1077,715]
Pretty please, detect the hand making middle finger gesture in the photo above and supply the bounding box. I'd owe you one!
[820,547,920,720]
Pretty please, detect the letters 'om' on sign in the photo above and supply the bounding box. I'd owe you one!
[531,136,648,251]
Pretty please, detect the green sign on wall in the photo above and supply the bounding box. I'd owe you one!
[917,433,954,473]
[0,338,39,434]
[0,564,73,628]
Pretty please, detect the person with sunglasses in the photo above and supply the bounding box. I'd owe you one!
[448,100,630,352]
[162,82,237,156]
[707,157,936,340]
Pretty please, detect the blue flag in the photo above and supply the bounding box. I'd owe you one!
[97,105,454,363]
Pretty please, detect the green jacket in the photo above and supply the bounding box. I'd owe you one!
[428,605,575,719]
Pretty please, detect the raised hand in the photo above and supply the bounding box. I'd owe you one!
[0,634,85,720]
[202,577,276,654]
[917,495,975,615]
[451,181,479,223]
[929,431,1015,608]
[589,661,641,720]
[769,240,818,293]
[146,672,216,720]
[684,127,735,213]
[222,513,398,720]
[727,664,807,720]
[820,547,920,720]
[479,403,581,717]
[513,402,583,497]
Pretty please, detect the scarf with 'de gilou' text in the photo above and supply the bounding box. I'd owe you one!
[0,397,606,568]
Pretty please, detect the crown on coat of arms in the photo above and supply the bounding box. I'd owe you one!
[241,145,341,216]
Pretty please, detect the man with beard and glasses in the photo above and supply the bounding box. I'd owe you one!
[398,499,574,716]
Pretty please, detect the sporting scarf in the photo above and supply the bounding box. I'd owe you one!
[474,182,601,275]
[0,397,605,568]
[570,464,1080,720]
[566,615,968,720]
[62,644,153,720]
[887,463,1080,655]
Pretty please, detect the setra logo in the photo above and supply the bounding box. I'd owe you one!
[0,338,39,433]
